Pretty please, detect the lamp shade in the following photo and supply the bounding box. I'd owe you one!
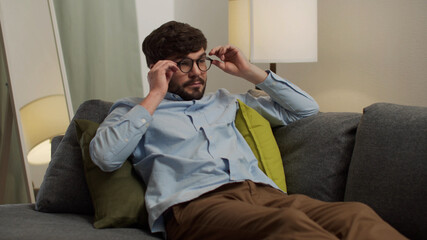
[20,95,69,165]
[229,0,317,63]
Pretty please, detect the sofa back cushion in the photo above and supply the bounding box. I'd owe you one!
[36,99,113,214]
[345,103,427,240]
[274,112,361,202]
[74,119,148,228]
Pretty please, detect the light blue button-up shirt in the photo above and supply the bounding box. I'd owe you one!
[90,71,319,233]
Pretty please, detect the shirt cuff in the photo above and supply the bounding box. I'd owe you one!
[256,70,304,94]
[125,104,153,129]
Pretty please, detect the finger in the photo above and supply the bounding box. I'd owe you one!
[218,46,231,60]
[165,66,178,81]
[220,45,231,55]
[148,61,178,81]
[217,45,239,61]
[212,59,225,70]
[209,45,228,60]
[151,60,176,69]
[166,63,179,72]
[208,46,222,56]
[154,62,179,76]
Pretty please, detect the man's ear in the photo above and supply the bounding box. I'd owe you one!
[149,64,154,69]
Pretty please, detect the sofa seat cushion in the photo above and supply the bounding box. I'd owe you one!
[274,112,361,202]
[345,103,427,240]
[0,204,161,240]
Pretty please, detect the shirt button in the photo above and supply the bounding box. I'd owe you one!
[141,118,146,124]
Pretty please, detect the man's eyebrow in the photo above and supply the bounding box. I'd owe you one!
[191,53,207,60]
[174,53,207,62]
[190,53,206,60]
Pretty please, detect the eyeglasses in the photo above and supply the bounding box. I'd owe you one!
[175,57,213,73]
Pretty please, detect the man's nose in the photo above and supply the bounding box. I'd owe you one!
[189,61,202,75]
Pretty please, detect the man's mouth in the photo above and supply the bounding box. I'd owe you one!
[184,79,205,88]
[188,82,202,87]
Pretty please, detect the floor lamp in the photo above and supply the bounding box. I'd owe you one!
[229,0,318,73]
[20,95,69,193]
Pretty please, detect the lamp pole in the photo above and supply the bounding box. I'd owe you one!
[270,63,276,74]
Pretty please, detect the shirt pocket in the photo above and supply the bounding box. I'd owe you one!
[203,102,236,127]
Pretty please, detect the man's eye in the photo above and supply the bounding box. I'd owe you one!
[198,59,206,64]
[180,60,192,67]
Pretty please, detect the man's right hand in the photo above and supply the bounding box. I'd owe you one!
[140,60,179,115]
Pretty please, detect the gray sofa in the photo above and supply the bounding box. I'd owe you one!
[0,99,426,240]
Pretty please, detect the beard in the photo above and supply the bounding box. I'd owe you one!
[168,76,207,101]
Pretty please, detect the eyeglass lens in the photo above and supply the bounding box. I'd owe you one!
[178,57,212,73]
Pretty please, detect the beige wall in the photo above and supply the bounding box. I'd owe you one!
[178,0,427,112]
[275,0,427,112]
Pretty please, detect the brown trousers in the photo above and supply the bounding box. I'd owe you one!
[165,181,406,240]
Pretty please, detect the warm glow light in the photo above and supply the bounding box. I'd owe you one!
[20,95,69,166]
[229,0,251,58]
[27,139,52,165]
[229,0,317,63]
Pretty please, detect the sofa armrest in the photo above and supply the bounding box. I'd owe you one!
[345,103,427,240]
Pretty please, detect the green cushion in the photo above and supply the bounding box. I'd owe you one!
[74,119,148,229]
[235,99,287,192]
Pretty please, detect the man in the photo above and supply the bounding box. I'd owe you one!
[90,21,406,240]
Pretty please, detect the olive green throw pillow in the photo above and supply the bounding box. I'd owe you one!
[235,99,287,192]
[74,119,148,229]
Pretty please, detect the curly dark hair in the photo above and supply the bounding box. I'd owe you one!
[142,21,207,67]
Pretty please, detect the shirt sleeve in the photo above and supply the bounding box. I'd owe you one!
[89,98,152,172]
[239,71,319,127]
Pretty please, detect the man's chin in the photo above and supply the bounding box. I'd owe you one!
[181,87,205,100]
[186,90,204,100]
[168,81,207,100]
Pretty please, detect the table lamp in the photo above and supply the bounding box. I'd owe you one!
[229,0,317,73]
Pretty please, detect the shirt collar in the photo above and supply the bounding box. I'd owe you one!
[164,92,184,101]
[164,91,214,103]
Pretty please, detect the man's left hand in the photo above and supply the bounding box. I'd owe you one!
[209,45,268,85]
